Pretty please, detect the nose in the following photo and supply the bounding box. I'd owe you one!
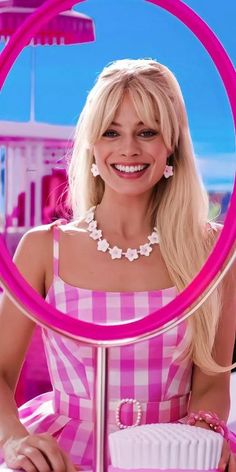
[120,135,141,158]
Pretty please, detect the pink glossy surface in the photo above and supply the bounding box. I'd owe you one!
[0,1,45,6]
[0,7,95,45]
[0,0,235,343]
[109,468,219,472]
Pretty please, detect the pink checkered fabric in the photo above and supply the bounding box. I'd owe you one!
[4,223,193,470]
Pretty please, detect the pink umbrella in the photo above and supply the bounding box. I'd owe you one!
[0,0,95,119]
[0,0,95,44]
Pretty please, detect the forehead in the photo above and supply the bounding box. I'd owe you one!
[112,92,149,127]
[114,93,139,119]
[110,90,158,129]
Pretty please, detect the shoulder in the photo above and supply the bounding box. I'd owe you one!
[13,221,66,296]
[15,216,89,263]
[206,221,236,304]
[206,221,235,257]
[17,217,77,245]
[15,221,60,255]
[16,218,87,258]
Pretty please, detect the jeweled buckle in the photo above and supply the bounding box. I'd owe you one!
[115,398,142,430]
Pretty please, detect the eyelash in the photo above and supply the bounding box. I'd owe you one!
[102,129,158,138]
[139,130,158,137]
[103,130,119,137]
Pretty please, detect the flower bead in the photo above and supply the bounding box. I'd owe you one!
[125,248,139,262]
[85,206,160,261]
[109,246,122,259]
[164,165,174,178]
[139,243,152,256]
[85,212,94,224]
[148,231,159,244]
[88,220,97,231]
[89,229,102,240]
[97,239,109,252]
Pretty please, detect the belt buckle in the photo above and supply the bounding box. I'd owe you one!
[115,398,142,430]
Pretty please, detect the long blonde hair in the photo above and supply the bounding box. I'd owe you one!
[68,59,228,374]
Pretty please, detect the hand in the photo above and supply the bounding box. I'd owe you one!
[2,432,77,472]
[218,438,236,471]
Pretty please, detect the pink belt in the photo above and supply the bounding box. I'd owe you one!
[53,389,189,426]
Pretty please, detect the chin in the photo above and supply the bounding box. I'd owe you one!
[112,186,153,198]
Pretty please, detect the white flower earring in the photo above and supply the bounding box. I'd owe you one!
[91,163,100,177]
[164,156,174,179]
[164,165,174,178]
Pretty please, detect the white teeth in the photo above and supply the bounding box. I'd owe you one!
[114,164,147,173]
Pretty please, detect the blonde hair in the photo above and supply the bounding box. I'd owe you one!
[68,59,229,374]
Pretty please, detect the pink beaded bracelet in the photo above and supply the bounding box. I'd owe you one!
[185,410,229,440]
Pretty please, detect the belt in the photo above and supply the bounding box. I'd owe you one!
[53,389,189,427]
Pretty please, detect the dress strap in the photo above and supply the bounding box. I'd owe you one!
[207,221,219,232]
[50,219,67,278]
[52,225,60,278]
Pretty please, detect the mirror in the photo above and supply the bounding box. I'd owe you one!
[0,3,235,470]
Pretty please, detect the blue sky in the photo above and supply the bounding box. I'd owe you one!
[0,0,235,190]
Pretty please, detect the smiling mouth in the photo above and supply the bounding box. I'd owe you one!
[111,164,149,174]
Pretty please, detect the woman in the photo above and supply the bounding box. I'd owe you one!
[0,59,235,471]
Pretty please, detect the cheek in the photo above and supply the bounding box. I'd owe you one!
[93,144,109,162]
[93,146,102,162]
[152,144,168,163]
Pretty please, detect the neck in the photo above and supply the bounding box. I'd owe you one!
[95,191,154,240]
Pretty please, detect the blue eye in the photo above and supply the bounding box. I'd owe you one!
[102,130,119,137]
[139,130,158,137]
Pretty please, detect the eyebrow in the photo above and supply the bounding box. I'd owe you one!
[110,121,144,127]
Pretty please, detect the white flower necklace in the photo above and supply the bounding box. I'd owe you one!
[85,206,160,262]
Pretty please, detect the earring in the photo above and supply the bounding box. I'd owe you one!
[91,163,100,177]
[164,165,174,178]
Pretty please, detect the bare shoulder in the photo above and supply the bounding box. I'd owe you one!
[14,224,52,260]
[206,221,235,276]
[17,223,52,247]
[15,219,74,256]
[13,223,59,297]
[59,217,88,233]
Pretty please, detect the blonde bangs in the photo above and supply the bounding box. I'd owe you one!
[85,83,126,145]
[128,78,179,151]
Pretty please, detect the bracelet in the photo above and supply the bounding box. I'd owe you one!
[185,410,229,440]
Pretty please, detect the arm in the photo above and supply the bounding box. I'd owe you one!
[0,229,45,446]
[0,227,76,472]
[188,228,236,471]
[189,230,236,419]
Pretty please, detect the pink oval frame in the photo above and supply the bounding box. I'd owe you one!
[0,0,235,342]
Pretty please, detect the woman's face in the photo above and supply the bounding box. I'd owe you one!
[93,92,170,198]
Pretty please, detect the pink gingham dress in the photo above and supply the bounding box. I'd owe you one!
[3,223,193,471]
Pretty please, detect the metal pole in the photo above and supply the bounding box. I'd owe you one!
[94,346,108,472]
[30,47,36,122]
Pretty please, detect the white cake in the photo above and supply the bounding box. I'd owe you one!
[108,423,223,470]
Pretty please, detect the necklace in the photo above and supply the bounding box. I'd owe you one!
[85,206,160,262]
